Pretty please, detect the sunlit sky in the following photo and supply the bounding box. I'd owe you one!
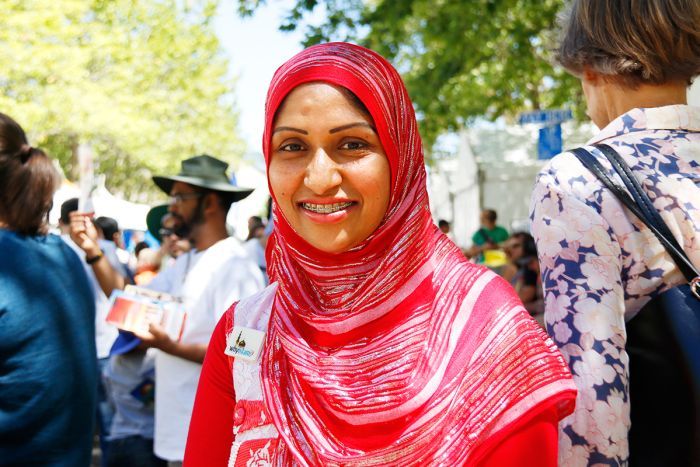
[212,5,464,159]
[214,2,311,154]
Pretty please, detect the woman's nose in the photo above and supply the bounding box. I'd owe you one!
[304,148,342,194]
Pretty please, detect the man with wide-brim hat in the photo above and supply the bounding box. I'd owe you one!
[152,154,253,203]
[152,155,253,246]
[69,154,265,465]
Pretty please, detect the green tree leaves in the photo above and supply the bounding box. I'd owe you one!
[1,0,243,200]
[238,0,585,149]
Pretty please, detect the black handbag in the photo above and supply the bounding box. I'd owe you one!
[572,144,700,466]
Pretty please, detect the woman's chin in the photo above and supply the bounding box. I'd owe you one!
[298,229,362,255]
[308,238,355,254]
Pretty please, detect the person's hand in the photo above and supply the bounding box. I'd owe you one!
[133,323,175,353]
[159,236,172,256]
[69,211,100,257]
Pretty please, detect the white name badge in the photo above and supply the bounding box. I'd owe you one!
[225,326,266,362]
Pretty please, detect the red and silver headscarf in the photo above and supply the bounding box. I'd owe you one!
[261,42,575,465]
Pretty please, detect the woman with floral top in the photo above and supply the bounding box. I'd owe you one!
[184,42,577,466]
[530,1,700,465]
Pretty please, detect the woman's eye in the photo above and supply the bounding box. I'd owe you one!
[280,142,304,152]
[340,140,366,150]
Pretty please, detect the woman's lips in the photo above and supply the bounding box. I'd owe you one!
[298,200,357,223]
[301,201,353,213]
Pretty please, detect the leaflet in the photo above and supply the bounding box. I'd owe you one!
[106,285,186,341]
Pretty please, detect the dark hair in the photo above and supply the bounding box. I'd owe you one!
[247,215,265,241]
[94,216,120,241]
[557,0,700,87]
[249,215,263,225]
[482,209,497,223]
[266,197,273,221]
[0,113,59,235]
[60,197,79,225]
[438,219,450,228]
[134,241,150,258]
[511,232,537,259]
[212,191,235,213]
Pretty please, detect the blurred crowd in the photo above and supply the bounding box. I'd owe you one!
[0,1,698,464]
[441,210,544,325]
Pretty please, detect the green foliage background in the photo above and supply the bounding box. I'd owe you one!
[238,0,586,149]
[1,0,243,200]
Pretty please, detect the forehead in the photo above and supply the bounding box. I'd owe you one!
[274,82,371,126]
[170,181,198,194]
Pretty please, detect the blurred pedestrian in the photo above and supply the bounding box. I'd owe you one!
[102,332,165,467]
[59,199,124,463]
[160,214,191,260]
[246,215,265,239]
[185,42,575,467]
[437,218,456,242]
[146,204,190,272]
[95,216,134,282]
[530,1,700,464]
[502,232,543,324]
[134,240,151,260]
[466,209,509,263]
[71,155,265,466]
[134,248,161,285]
[0,113,97,466]
[244,215,267,283]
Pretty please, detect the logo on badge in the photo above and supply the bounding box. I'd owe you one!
[225,326,266,362]
[235,331,246,349]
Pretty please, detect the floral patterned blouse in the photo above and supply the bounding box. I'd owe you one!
[529,105,700,466]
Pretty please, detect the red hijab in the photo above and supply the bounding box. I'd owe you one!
[261,42,574,465]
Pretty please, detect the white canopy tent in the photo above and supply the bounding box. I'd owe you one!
[50,180,151,231]
[51,158,269,240]
[226,158,270,241]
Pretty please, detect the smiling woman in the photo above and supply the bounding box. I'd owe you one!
[185,42,576,467]
[269,83,390,254]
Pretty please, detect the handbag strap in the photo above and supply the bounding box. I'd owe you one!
[596,144,681,252]
[570,146,699,282]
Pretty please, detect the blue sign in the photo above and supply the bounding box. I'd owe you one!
[518,109,572,125]
[538,124,562,160]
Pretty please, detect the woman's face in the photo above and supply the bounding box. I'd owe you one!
[504,237,524,262]
[269,83,391,254]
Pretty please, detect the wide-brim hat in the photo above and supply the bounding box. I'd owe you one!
[146,204,169,242]
[110,330,141,356]
[152,154,253,202]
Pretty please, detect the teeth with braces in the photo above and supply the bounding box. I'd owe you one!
[302,202,353,214]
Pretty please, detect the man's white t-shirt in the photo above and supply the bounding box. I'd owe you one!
[147,236,265,461]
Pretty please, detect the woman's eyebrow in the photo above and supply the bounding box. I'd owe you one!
[273,126,308,135]
[329,122,375,134]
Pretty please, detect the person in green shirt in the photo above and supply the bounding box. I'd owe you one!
[467,209,509,261]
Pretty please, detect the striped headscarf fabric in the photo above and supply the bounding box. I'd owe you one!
[261,42,575,465]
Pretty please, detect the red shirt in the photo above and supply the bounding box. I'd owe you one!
[184,316,560,467]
